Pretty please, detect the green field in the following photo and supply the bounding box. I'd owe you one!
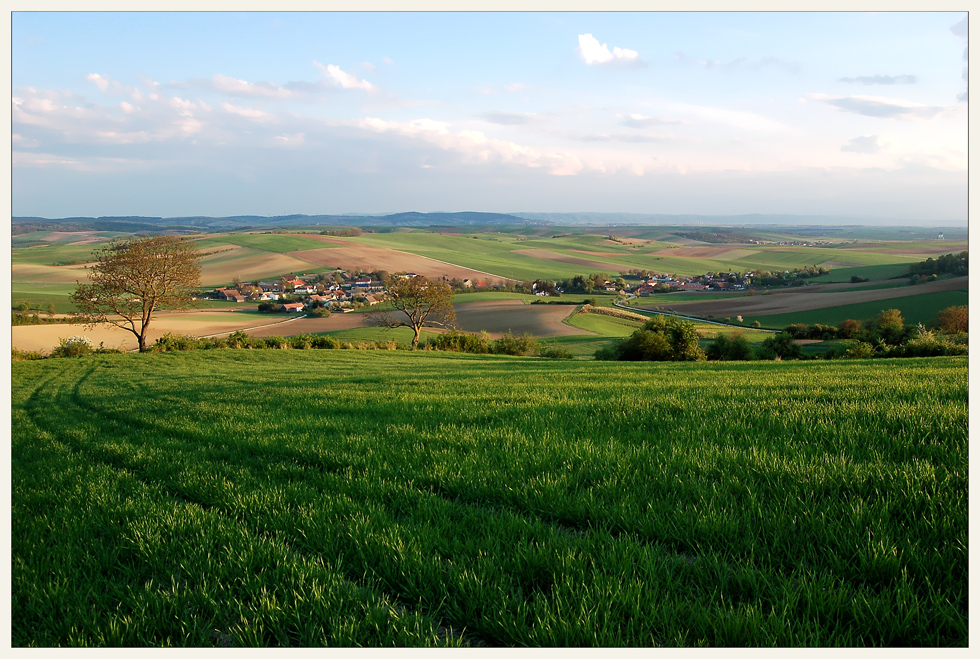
[810,263,914,283]
[195,233,335,253]
[12,351,967,647]
[742,288,969,329]
[565,311,643,337]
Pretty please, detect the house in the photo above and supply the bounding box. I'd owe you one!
[280,302,305,312]
[216,288,246,302]
[636,285,656,297]
[258,281,282,293]
[363,294,379,305]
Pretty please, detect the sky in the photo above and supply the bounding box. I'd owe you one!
[10,11,969,223]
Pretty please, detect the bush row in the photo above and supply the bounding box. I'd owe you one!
[17,330,576,360]
[424,330,573,359]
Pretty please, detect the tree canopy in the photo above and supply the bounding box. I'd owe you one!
[70,235,202,352]
[369,275,456,349]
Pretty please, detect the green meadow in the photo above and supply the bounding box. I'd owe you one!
[12,351,968,647]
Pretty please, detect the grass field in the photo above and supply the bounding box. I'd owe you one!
[741,288,969,329]
[12,351,967,647]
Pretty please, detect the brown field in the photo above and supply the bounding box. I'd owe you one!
[289,244,511,284]
[639,276,969,318]
[512,249,632,272]
[198,248,321,286]
[41,231,106,244]
[452,300,588,337]
[11,263,93,284]
[652,246,759,260]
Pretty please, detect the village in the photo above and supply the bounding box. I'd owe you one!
[207,263,831,314]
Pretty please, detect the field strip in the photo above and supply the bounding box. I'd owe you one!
[615,297,778,332]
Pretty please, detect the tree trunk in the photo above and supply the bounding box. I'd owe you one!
[138,331,148,353]
[411,327,421,350]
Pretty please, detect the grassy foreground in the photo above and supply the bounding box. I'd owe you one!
[12,351,968,647]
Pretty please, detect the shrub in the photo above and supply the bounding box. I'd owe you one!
[12,348,45,361]
[706,333,756,361]
[50,335,93,358]
[612,316,706,362]
[492,332,540,356]
[287,334,312,350]
[263,335,286,349]
[843,341,875,359]
[539,344,574,359]
[426,330,492,354]
[758,332,802,360]
[307,307,331,318]
[153,332,198,352]
[937,305,968,334]
[310,335,341,349]
[226,330,257,349]
[593,346,617,361]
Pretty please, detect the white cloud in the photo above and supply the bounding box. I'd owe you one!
[12,133,40,148]
[13,151,150,172]
[94,130,154,144]
[274,132,306,147]
[804,93,948,120]
[120,101,138,114]
[355,116,584,176]
[667,102,786,132]
[211,73,297,99]
[221,103,275,122]
[314,61,375,91]
[86,73,109,92]
[841,135,882,154]
[577,34,639,66]
[618,113,687,128]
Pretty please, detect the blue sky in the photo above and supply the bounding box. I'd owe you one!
[11,11,968,223]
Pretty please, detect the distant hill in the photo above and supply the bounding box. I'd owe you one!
[507,212,965,228]
[11,211,967,239]
[11,211,541,233]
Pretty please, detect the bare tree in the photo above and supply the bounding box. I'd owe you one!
[369,275,456,349]
[70,235,202,352]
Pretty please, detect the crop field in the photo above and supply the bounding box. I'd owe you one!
[11,352,967,647]
[635,277,969,325]
[741,288,969,329]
